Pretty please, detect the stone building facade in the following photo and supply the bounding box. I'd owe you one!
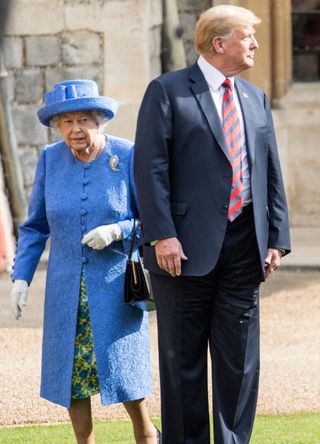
[177,0,212,65]
[2,0,162,199]
[3,31,104,197]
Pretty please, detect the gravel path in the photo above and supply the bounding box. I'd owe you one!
[0,269,319,425]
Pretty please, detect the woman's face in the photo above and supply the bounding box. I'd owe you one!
[58,110,100,152]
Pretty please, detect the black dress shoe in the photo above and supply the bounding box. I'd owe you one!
[155,425,162,444]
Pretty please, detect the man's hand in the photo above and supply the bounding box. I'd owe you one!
[264,248,283,278]
[82,224,122,250]
[11,279,29,320]
[155,237,188,277]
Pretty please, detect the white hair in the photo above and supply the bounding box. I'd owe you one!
[50,110,108,129]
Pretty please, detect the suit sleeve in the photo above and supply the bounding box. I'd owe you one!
[134,79,177,244]
[265,95,291,255]
[12,148,50,284]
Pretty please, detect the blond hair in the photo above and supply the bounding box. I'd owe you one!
[195,5,261,55]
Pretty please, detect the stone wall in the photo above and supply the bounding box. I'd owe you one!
[273,84,320,227]
[3,30,104,197]
[177,0,212,66]
[3,0,162,198]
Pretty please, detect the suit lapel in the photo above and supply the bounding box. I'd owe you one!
[235,78,256,165]
[188,64,229,158]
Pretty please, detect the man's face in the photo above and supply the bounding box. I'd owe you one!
[220,25,259,75]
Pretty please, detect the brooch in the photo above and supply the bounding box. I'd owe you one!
[109,155,119,172]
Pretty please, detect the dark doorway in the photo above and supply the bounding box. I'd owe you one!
[292,1,320,81]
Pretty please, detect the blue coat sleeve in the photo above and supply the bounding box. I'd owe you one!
[117,147,142,249]
[12,148,50,284]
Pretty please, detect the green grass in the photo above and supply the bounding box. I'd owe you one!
[0,414,319,443]
[250,413,320,444]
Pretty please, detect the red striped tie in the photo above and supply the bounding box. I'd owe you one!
[222,79,244,221]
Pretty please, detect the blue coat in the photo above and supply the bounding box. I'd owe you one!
[12,136,152,408]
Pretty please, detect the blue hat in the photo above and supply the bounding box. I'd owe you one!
[37,79,118,127]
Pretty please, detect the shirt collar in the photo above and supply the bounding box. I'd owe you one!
[197,55,235,91]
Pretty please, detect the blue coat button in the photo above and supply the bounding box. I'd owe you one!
[81,193,88,200]
[83,178,89,185]
[84,163,91,169]
[80,209,87,216]
[81,257,88,264]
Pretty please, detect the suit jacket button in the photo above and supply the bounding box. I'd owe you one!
[82,257,88,264]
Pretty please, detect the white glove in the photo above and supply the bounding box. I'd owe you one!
[11,279,29,320]
[82,223,122,250]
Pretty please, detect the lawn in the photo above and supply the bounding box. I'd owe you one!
[0,413,319,443]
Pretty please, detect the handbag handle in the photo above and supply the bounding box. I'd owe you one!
[128,219,139,261]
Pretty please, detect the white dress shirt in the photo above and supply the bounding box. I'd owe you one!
[197,56,252,205]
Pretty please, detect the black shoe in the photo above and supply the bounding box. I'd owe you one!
[155,425,162,444]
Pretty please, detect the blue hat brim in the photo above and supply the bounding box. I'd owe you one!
[37,97,118,127]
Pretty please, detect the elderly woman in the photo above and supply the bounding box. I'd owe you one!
[10,80,160,444]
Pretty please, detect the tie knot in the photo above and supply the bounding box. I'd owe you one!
[222,79,232,91]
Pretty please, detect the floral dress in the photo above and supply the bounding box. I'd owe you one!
[71,271,100,399]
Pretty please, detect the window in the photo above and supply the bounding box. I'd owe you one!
[292,0,320,81]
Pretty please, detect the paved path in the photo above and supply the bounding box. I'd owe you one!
[282,226,320,269]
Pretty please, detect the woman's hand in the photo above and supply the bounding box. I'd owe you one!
[82,224,122,250]
[11,280,29,320]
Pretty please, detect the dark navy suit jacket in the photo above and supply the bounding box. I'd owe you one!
[134,63,291,277]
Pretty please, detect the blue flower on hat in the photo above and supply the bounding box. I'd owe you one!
[37,79,118,127]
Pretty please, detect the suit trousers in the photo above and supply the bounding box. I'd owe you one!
[151,206,262,444]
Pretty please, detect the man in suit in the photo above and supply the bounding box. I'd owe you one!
[134,5,291,444]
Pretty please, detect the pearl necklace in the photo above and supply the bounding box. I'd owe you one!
[72,135,105,163]
[87,141,101,162]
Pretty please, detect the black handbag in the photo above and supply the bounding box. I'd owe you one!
[124,220,156,311]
